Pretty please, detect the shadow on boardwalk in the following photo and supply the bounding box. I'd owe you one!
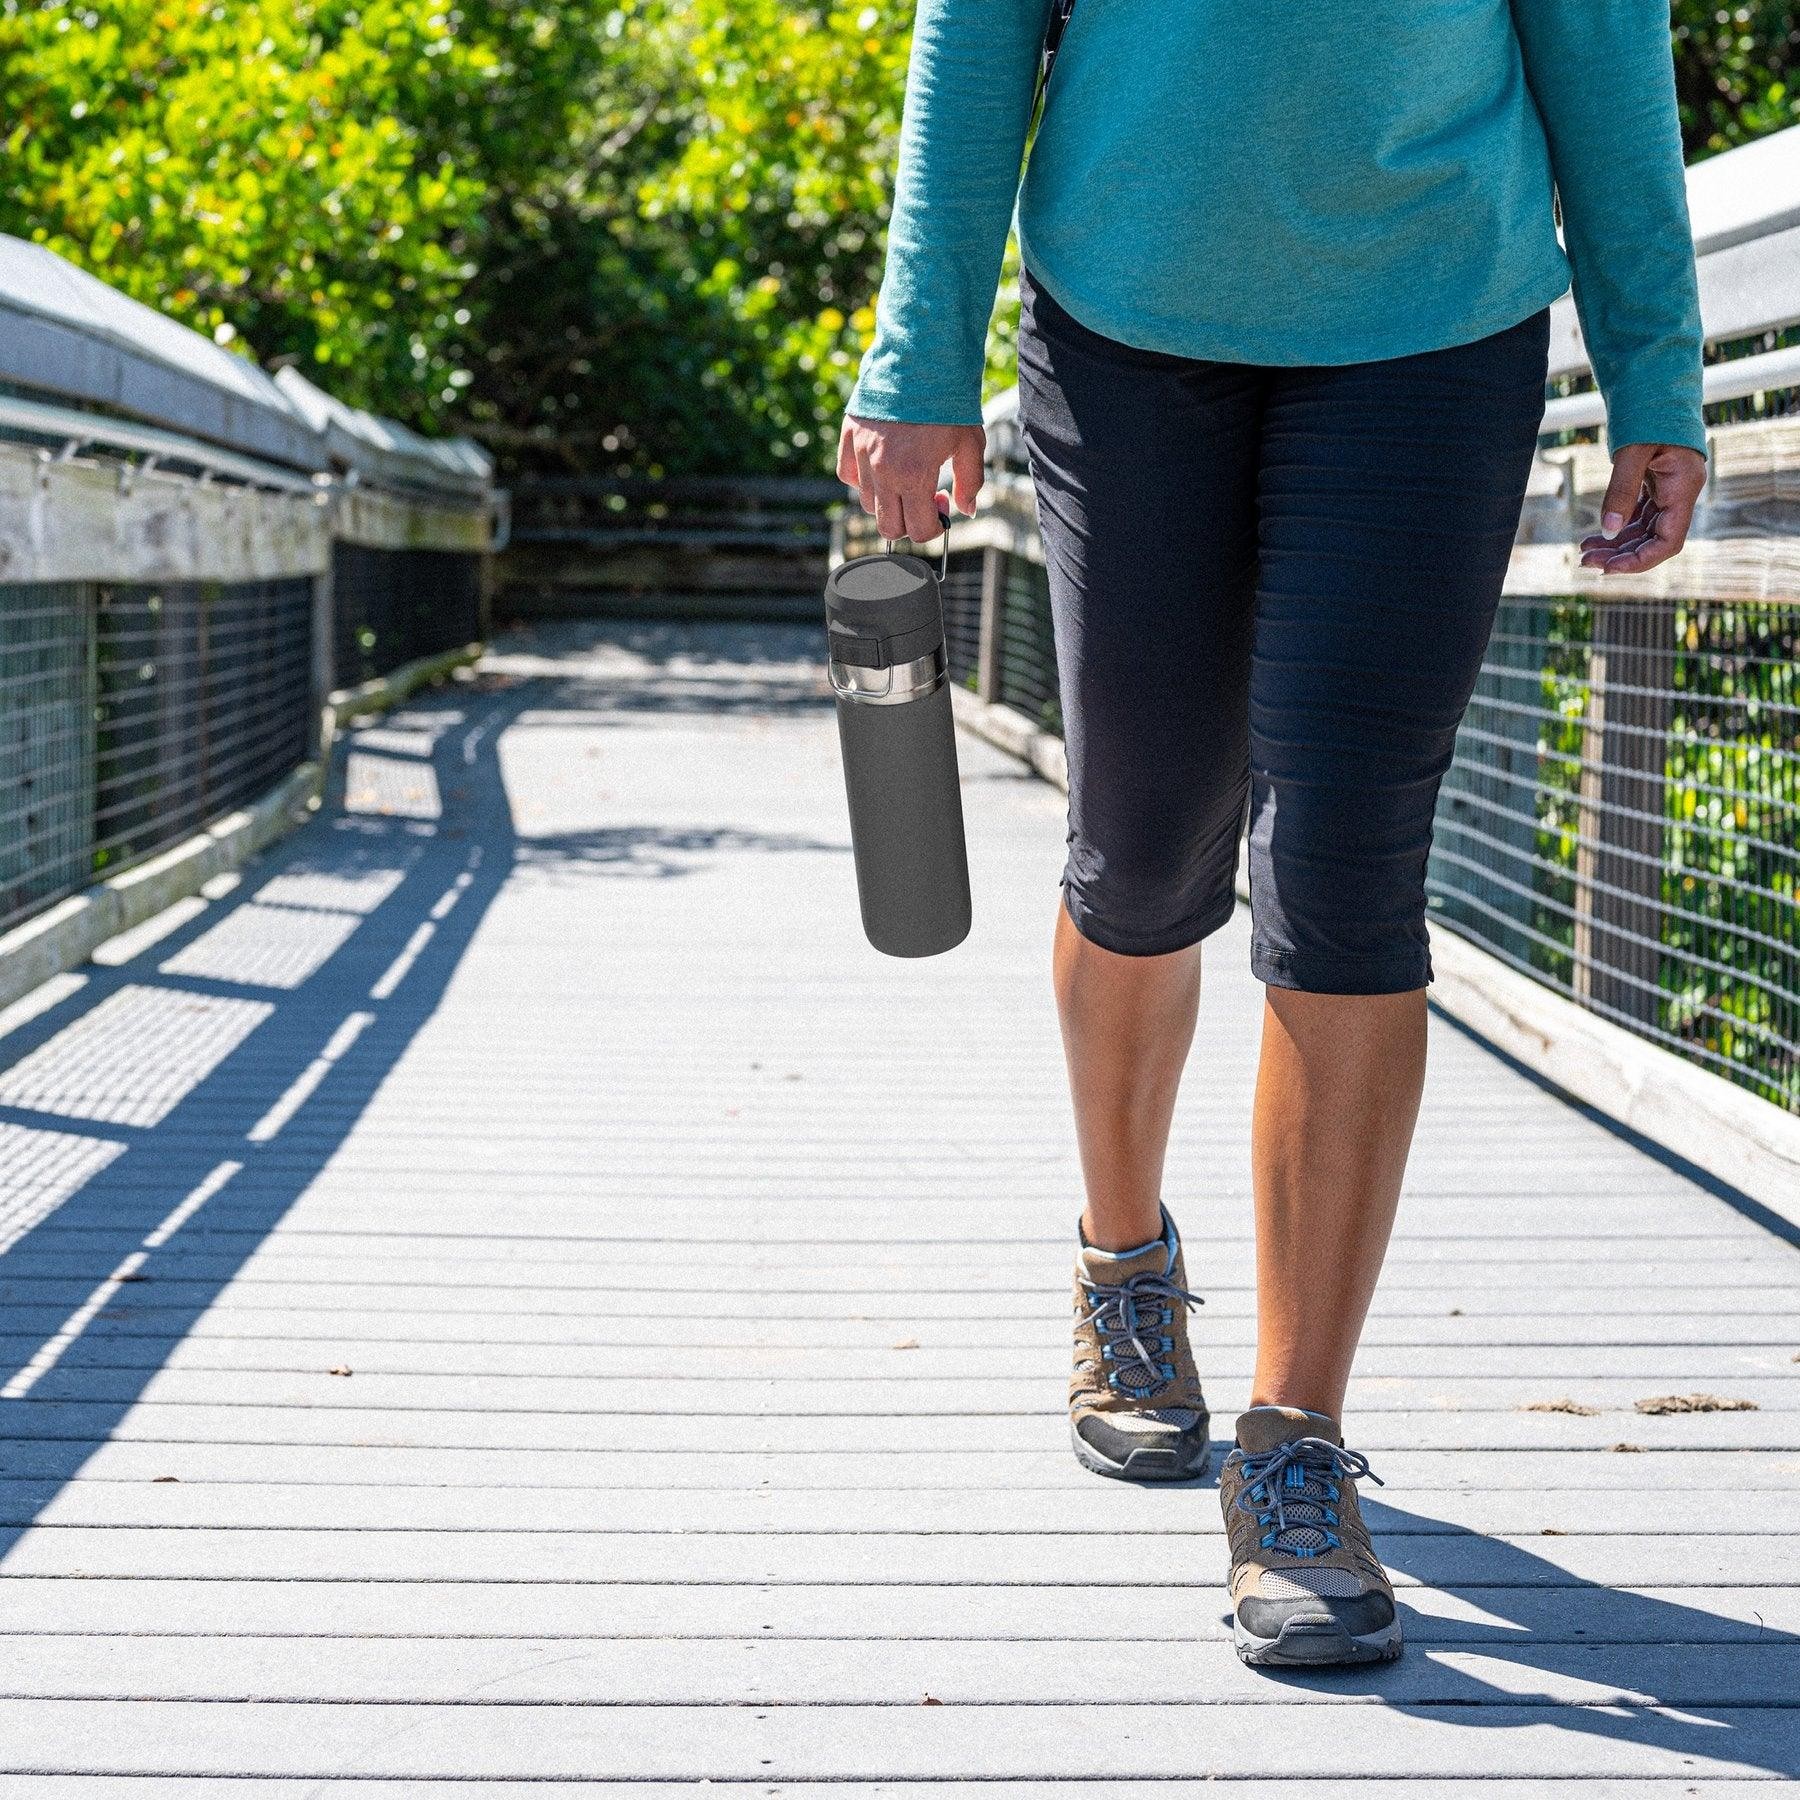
[0,622,1792,1779]
[0,633,836,1565]
[1226,1496,1800,1775]
[0,672,528,1559]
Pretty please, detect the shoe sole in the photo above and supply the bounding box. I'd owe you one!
[1069,1418,1211,1483]
[1233,1613,1404,1668]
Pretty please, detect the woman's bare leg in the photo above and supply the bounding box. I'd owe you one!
[1248,987,1428,1421]
[1052,903,1203,1252]
[1053,898,1427,1416]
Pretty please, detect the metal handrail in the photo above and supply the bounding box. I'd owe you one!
[0,391,326,496]
[1540,341,1800,434]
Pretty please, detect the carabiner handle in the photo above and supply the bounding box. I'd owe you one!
[883,507,953,565]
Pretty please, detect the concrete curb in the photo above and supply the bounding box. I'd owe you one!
[0,642,484,1014]
[323,642,485,746]
[950,686,1800,1230]
[950,685,1067,790]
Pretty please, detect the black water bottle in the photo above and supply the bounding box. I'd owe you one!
[824,542,972,957]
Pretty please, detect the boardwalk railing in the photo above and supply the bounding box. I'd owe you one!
[0,236,497,971]
[837,122,1800,1195]
[499,474,838,621]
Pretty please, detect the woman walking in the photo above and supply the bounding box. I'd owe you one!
[839,2,1708,1668]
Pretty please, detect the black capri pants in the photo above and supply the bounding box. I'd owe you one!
[1015,264,1550,994]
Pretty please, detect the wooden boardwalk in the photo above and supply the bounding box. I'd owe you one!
[0,619,1795,1791]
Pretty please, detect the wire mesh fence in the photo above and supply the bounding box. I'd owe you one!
[0,583,94,932]
[994,552,1060,737]
[936,539,1062,730]
[1431,594,1798,1111]
[332,544,483,688]
[938,552,984,692]
[1,578,314,938]
[946,531,1797,1114]
[0,232,499,965]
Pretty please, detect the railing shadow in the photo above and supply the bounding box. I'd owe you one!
[1247,1497,1800,1778]
[0,674,534,1553]
[0,640,849,1555]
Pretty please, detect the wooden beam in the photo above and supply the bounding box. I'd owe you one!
[0,441,327,585]
[331,484,493,554]
[1508,416,1800,602]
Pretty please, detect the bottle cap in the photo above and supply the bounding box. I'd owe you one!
[824,553,945,670]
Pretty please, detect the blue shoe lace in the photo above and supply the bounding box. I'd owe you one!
[1234,1437,1384,1558]
[1077,1269,1201,1398]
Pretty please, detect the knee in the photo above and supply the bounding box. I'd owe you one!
[1247,783,1435,995]
[1064,819,1241,958]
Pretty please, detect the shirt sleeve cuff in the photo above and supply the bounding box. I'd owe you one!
[846,372,985,428]
[1603,376,1708,458]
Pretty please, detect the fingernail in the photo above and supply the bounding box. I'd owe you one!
[1601,511,1625,538]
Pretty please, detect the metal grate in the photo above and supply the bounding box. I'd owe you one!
[1,577,315,936]
[946,515,1797,1116]
[938,549,984,691]
[1429,596,1798,1111]
[0,583,95,930]
[995,554,1060,736]
[332,544,482,688]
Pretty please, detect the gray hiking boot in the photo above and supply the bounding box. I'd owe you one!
[1068,1205,1210,1481]
[1219,1404,1401,1667]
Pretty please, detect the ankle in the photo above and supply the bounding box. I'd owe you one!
[1246,1387,1346,1427]
[1080,1202,1168,1254]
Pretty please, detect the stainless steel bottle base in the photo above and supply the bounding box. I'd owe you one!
[834,680,972,958]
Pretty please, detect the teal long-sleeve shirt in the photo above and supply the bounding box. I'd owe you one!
[848,0,1706,455]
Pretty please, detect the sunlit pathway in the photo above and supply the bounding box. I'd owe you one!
[0,620,1794,1791]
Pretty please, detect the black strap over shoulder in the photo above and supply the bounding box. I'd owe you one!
[1032,0,1078,122]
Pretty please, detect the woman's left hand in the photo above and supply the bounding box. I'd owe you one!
[1578,442,1707,575]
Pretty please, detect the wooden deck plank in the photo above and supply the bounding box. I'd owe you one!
[0,1478,1781,1537]
[5,1279,1794,1318]
[7,1368,1799,1413]
[4,1526,1793,1587]
[0,621,1795,1785]
[2,1574,1795,1643]
[9,1248,1789,1285]
[0,1636,1789,1708]
[1,1305,1793,1348]
[0,1697,1792,1782]
[2,1440,1793,1490]
[5,1403,1792,1451]
[3,1335,1793,1381]
[0,1786,1785,1800]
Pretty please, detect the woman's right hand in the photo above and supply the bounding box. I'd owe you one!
[837,414,986,543]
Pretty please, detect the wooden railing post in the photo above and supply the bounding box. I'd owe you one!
[310,559,336,759]
[976,546,1005,702]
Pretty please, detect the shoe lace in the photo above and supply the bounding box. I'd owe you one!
[1234,1437,1384,1558]
[1077,1269,1201,1399]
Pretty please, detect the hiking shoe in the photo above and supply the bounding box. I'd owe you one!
[1068,1205,1209,1481]
[1219,1405,1401,1667]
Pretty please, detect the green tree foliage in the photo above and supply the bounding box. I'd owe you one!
[633,0,909,473]
[0,0,612,430]
[1,1,1794,470]
[1672,2,1799,152]
[452,1,911,473]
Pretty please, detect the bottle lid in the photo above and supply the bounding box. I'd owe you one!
[824,553,945,670]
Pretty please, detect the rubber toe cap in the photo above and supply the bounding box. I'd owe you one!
[1075,1411,1210,1468]
[1237,1588,1396,1641]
